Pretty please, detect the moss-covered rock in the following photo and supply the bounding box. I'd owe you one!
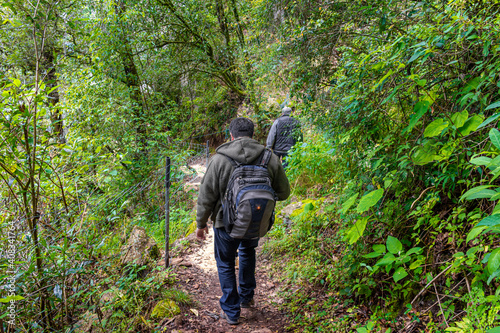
[151,299,180,319]
[185,220,197,235]
[120,226,160,266]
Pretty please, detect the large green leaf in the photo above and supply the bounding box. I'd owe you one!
[461,185,495,201]
[345,217,369,244]
[459,115,484,136]
[490,128,500,150]
[364,244,386,258]
[406,247,422,256]
[393,267,408,282]
[363,251,385,259]
[0,295,24,303]
[466,226,488,243]
[376,252,396,266]
[373,244,386,253]
[304,203,314,212]
[451,110,468,128]
[478,113,500,130]
[405,101,431,133]
[485,100,500,111]
[424,118,448,137]
[488,155,500,169]
[356,189,384,213]
[340,193,358,214]
[477,215,500,227]
[470,156,492,166]
[487,248,500,274]
[387,236,402,254]
[492,167,500,181]
[412,141,440,165]
[410,259,424,270]
[438,140,458,161]
[486,326,500,333]
[464,189,497,200]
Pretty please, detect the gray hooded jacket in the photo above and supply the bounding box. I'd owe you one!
[196,137,290,229]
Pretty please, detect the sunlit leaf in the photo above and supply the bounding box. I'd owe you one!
[340,193,358,214]
[464,189,497,200]
[412,141,439,165]
[356,189,384,213]
[470,156,492,166]
[424,118,448,137]
[476,215,500,227]
[460,185,495,201]
[487,248,500,274]
[345,217,369,244]
[466,226,488,243]
[451,110,468,128]
[304,202,314,212]
[373,244,386,253]
[376,253,396,266]
[410,259,424,270]
[485,100,500,111]
[387,236,402,254]
[406,247,422,256]
[363,251,384,259]
[478,113,500,130]
[393,267,408,282]
[0,295,24,303]
[490,128,500,150]
[459,115,484,136]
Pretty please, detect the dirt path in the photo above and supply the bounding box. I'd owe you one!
[163,229,291,333]
[161,163,291,332]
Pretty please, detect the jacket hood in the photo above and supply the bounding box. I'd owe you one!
[216,137,265,164]
[282,106,292,115]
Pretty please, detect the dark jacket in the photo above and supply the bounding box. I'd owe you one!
[266,115,302,154]
[196,137,290,229]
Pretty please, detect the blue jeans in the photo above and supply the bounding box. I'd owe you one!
[213,226,259,321]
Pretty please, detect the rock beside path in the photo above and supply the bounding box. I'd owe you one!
[120,226,160,266]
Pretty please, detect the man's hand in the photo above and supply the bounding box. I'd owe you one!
[196,226,209,241]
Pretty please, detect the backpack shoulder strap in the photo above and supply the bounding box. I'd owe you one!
[218,152,241,167]
[260,149,273,168]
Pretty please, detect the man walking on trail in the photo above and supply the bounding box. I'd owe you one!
[266,106,302,168]
[195,117,290,325]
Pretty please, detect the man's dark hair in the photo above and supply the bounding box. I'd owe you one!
[229,117,254,138]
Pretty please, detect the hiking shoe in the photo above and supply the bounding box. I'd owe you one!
[240,299,255,308]
[220,311,239,325]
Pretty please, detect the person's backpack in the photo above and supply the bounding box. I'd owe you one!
[220,149,277,239]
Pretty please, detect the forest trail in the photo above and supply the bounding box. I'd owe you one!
[158,162,291,333]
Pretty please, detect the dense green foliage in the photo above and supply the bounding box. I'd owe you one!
[262,0,500,331]
[1,0,500,331]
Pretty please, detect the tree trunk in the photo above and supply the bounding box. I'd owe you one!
[44,48,66,143]
[116,0,147,148]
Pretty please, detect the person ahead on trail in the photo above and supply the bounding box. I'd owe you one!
[195,117,290,325]
[266,106,302,168]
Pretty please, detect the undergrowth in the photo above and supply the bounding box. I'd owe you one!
[266,127,500,332]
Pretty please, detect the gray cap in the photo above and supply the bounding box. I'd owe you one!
[282,106,292,115]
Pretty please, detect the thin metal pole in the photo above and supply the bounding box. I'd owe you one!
[206,140,210,168]
[165,156,171,269]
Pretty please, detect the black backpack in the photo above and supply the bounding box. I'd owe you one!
[220,149,277,239]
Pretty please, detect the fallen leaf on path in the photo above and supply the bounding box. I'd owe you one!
[190,308,199,316]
